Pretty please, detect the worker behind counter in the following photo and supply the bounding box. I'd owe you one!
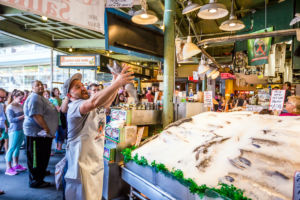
[63,66,133,200]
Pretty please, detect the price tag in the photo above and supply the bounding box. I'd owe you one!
[106,0,133,8]
[269,90,286,111]
[204,91,213,108]
[293,171,300,200]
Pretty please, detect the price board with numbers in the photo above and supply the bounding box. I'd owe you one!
[269,90,286,111]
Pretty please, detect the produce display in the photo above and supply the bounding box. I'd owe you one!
[128,112,300,200]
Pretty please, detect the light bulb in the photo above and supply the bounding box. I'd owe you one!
[208,8,217,13]
[141,14,149,19]
[229,22,236,27]
[41,16,48,21]
[68,47,73,52]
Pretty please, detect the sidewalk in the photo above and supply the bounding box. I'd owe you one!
[0,149,64,200]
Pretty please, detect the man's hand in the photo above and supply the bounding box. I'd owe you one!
[114,66,134,87]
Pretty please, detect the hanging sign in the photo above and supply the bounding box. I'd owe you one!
[247,27,273,66]
[57,55,100,69]
[106,0,133,8]
[220,73,236,79]
[269,90,286,111]
[193,71,199,81]
[0,0,105,33]
[204,91,213,107]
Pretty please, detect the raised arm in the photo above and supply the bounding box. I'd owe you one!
[79,66,134,115]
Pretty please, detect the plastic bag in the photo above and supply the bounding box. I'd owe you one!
[55,156,67,190]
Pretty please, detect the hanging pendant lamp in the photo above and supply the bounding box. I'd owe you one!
[219,0,245,31]
[198,56,210,74]
[182,36,201,60]
[182,1,201,15]
[197,0,228,20]
[132,9,158,25]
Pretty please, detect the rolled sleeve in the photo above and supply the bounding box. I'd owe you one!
[68,99,85,119]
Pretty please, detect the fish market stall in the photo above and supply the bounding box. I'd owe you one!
[121,111,300,200]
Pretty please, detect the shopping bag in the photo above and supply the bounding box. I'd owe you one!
[55,156,67,190]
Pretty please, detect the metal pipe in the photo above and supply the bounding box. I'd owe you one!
[198,28,299,46]
[178,31,235,39]
[162,0,175,127]
[50,48,54,91]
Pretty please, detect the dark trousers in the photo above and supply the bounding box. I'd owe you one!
[26,136,52,187]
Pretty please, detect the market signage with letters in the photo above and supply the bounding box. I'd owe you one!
[204,91,213,107]
[247,27,273,66]
[269,90,286,111]
[106,0,133,8]
[0,0,105,33]
[221,73,236,79]
[57,55,100,69]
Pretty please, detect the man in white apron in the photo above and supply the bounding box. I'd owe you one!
[63,67,134,200]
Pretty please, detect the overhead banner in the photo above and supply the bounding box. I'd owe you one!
[0,0,105,33]
[247,27,273,66]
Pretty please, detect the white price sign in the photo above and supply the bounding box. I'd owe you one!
[193,71,199,81]
[106,0,133,8]
[269,90,286,111]
[204,91,213,108]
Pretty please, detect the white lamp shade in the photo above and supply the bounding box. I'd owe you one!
[132,10,158,25]
[197,2,228,19]
[182,1,201,15]
[211,71,220,79]
[219,16,245,31]
[198,60,210,74]
[182,36,201,60]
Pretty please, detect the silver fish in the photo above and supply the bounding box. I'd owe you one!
[107,60,138,103]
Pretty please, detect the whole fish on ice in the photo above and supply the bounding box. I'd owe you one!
[133,112,300,200]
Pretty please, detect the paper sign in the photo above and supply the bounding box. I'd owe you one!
[204,91,213,107]
[135,127,144,147]
[106,0,133,8]
[269,90,286,111]
[294,171,300,200]
[105,124,121,143]
[193,71,199,81]
[103,147,111,160]
[246,105,264,112]
[111,109,127,121]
